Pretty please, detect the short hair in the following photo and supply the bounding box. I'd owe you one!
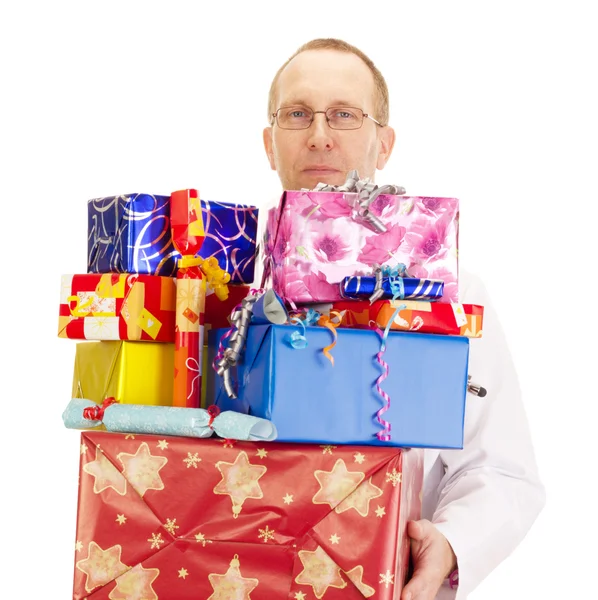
[267,38,390,126]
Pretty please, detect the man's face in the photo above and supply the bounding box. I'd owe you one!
[263,49,395,191]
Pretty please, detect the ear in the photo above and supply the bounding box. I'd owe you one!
[376,125,396,170]
[263,127,277,171]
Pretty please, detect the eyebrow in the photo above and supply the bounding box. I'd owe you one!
[280,98,362,108]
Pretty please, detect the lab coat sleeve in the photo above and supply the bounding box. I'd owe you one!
[431,274,546,598]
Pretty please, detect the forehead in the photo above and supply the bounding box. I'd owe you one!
[275,49,376,110]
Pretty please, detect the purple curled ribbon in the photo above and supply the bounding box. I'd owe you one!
[374,326,392,441]
[371,297,407,441]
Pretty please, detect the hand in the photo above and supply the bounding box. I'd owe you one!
[401,519,457,600]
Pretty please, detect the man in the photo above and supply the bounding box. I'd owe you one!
[263,38,545,600]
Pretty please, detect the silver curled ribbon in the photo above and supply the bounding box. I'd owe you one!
[303,169,406,234]
[214,289,288,399]
[214,293,259,398]
[369,263,409,304]
[370,265,386,304]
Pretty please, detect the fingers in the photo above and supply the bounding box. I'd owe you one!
[407,519,431,541]
[401,570,438,600]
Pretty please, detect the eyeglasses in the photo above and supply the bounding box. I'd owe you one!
[271,105,383,130]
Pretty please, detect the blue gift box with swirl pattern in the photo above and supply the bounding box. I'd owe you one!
[87,193,259,283]
[208,324,470,449]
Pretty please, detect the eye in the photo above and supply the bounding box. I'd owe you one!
[333,108,359,120]
[285,106,311,119]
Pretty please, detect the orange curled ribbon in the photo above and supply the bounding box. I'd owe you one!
[317,310,343,366]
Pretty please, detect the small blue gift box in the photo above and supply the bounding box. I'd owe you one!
[208,324,469,449]
[87,193,259,282]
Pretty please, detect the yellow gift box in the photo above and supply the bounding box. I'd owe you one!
[72,341,174,406]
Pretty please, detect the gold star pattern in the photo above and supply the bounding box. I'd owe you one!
[164,518,179,536]
[329,534,340,545]
[148,532,165,550]
[379,569,395,588]
[294,592,306,600]
[295,545,347,599]
[344,565,375,598]
[214,451,267,518]
[178,567,188,579]
[353,452,365,464]
[157,440,169,450]
[312,459,364,510]
[194,532,212,547]
[75,540,83,552]
[125,434,136,440]
[221,439,235,449]
[320,445,336,455]
[80,443,88,455]
[117,442,168,497]
[283,493,294,505]
[207,554,259,600]
[83,447,127,496]
[116,514,127,525]
[258,525,275,543]
[183,452,202,469]
[375,505,386,518]
[256,448,268,459]
[109,563,159,600]
[335,477,383,517]
[385,468,402,487]
[76,541,128,593]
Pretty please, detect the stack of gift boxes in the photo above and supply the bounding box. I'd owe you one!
[59,182,484,599]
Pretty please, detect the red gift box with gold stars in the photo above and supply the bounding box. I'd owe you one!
[73,431,423,599]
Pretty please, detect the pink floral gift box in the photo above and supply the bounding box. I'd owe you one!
[261,191,460,304]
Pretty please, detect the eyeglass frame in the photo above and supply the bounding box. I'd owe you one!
[270,105,384,130]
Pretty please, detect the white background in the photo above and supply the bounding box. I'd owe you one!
[2,1,596,598]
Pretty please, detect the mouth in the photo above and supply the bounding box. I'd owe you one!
[302,167,342,177]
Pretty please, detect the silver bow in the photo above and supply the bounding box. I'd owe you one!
[304,169,406,233]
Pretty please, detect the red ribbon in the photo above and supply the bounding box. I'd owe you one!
[207,404,221,428]
[82,397,118,421]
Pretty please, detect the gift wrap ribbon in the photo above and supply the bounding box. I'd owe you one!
[62,397,277,441]
[340,273,444,303]
[214,289,288,398]
[307,168,406,234]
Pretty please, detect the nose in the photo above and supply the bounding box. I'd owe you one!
[307,113,334,151]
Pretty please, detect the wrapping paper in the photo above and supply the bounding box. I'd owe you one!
[326,299,485,337]
[262,192,459,303]
[171,189,206,409]
[208,324,470,449]
[204,284,250,331]
[58,273,176,342]
[340,275,444,302]
[72,341,174,406]
[73,431,423,599]
[62,398,277,441]
[87,193,258,282]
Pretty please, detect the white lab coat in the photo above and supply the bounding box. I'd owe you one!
[423,268,546,599]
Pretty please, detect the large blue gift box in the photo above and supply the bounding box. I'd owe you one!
[208,324,470,449]
[87,193,259,282]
